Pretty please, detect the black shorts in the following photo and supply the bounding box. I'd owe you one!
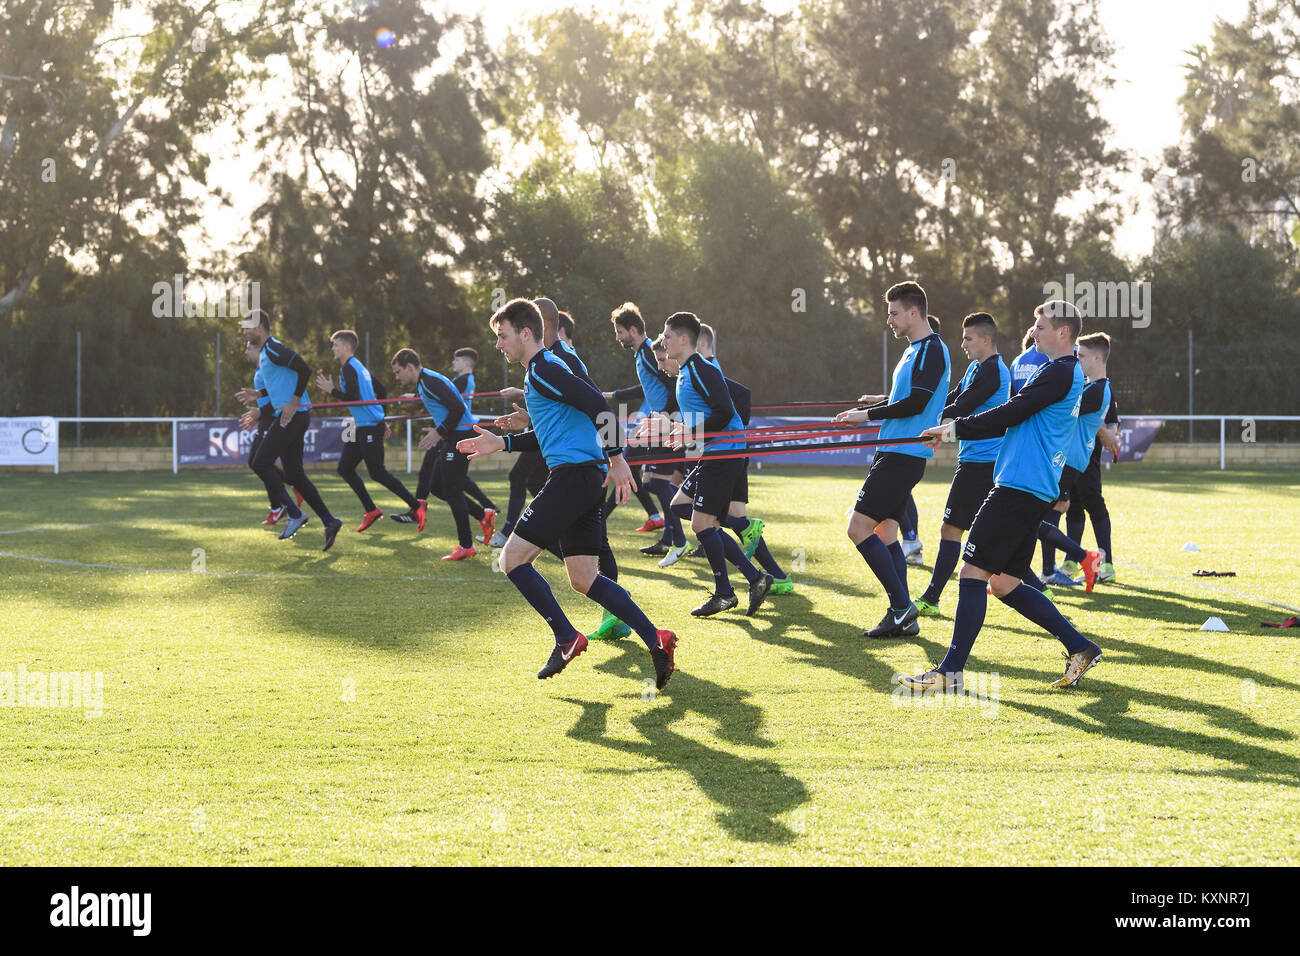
[1054,464,1083,504]
[643,444,684,478]
[1071,458,1104,507]
[513,464,607,557]
[733,460,749,504]
[943,459,996,531]
[854,452,927,523]
[963,485,1055,578]
[685,457,748,518]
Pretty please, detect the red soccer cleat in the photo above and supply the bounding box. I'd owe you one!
[652,630,677,690]
[294,488,304,507]
[1082,549,1103,593]
[441,544,477,561]
[262,506,286,527]
[478,507,497,544]
[538,632,588,679]
[415,499,427,532]
[634,516,665,533]
[356,508,383,532]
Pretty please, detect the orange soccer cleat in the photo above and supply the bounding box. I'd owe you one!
[441,545,477,561]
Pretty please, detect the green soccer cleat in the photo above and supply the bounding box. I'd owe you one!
[1098,562,1116,583]
[1059,558,1081,577]
[769,576,794,595]
[1043,587,1055,602]
[587,609,632,641]
[739,518,765,560]
[913,597,941,617]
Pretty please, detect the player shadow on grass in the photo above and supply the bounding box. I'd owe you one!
[558,645,810,846]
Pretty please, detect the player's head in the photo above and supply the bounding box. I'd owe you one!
[960,312,999,361]
[927,314,941,333]
[242,308,271,346]
[1076,332,1111,379]
[329,329,358,361]
[390,347,422,387]
[491,298,545,363]
[610,302,645,349]
[1031,299,1082,358]
[651,332,679,376]
[557,310,576,344]
[662,311,700,363]
[1021,325,1037,351]
[244,340,260,364]
[452,347,478,376]
[533,297,560,340]
[697,323,716,359]
[885,281,928,339]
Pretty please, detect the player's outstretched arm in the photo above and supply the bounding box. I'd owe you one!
[456,424,507,461]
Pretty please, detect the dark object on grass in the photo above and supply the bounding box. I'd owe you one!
[1193,570,1236,577]
[1260,616,1300,628]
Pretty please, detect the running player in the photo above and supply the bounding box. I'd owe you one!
[456,298,676,686]
[900,300,1103,692]
[236,310,342,551]
[390,348,495,560]
[238,340,295,526]
[451,347,500,529]
[1061,333,1120,583]
[315,330,419,531]
[913,313,1009,617]
[833,281,950,638]
[661,312,774,618]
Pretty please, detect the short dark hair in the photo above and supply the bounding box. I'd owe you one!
[651,333,667,352]
[557,311,575,339]
[927,313,941,332]
[330,329,359,350]
[962,312,998,341]
[885,281,927,318]
[491,297,544,341]
[1035,299,1082,340]
[391,348,420,368]
[1077,331,1111,361]
[698,323,715,350]
[248,308,271,331]
[454,347,478,364]
[610,302,645,334]
[665,311,701,345]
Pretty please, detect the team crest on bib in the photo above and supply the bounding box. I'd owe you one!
[1052,450,1066,468]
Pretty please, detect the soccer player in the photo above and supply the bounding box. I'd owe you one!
[450,347,500,528]
[1009,323,1049,395]
[631,335,691,567]
[456,298,677,687]
[390,348,495,560]
[239,340,295,526]
[833,281,950,638]
[913,313,1009,617]
[602,302,685,548]
[660,312,774,618]
[1062,334,1120,583]
[236,310,343,551]
[899,300,1104,692]
[315,330,419,531]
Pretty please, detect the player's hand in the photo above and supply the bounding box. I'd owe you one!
[1100,426,1121,459]
[833,408,870,426]
[279,396,299,427]
[383,422,392,440]
[499,386,524,401]
[456,424,505,461]
[417,426,440,451]
[314,373,333,393]
[235,387,257,404]
[920,422,954,449]
[665,419,688,451]
[602,452,636,504]
[857,393,885,405]
[238,410,259,431]
[493,403,530,431]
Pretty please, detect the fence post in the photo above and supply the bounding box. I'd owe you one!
[1219,417,1225,470]
[406,418,412,473]
[215,331,221,416]
[1187,329,1194,445]
[76,331,82,449]
[172,419,179,474]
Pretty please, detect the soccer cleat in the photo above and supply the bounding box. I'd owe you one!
[1043,569,1081,588]
[415,499,427,532]
[478,508,497,544]
[294,488,304,508]
[441,545,477,561]
[1059,558,1081,577]
[389,511,416,524]
[769,576,794,595]
[649,630,677,690]
[896,669,963,693]
[262,506,286,527]
[322,517,343,552]
[1081,550,1103,593]
[913,597,941,617]
[739,518,765,560]
[640,541,672,557]
[356,508,383,532]
[1097,562,1116,583]
[864,602,920,638]
[685,545,704,558]
[587,609,632,642]
[658,544,690,568]
[1049,641,1103,688]
[1043,587,1056,602]
[538,632,588,680]
[746,573,774,616]
[691,592,739,617]
[278,514,310,540]
[905,545,924,566]
[634,516,665,533]
[489,530,507,548]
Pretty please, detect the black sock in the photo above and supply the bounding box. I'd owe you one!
[887,540,909,605]
[722,531,761,585]
[698,527,733,597]
[921,537,962,604]
[937,578,987,673]
[1039,520,1086,564]
[586,575,658,650]
[506,564,575,643]
[857,536,907,609]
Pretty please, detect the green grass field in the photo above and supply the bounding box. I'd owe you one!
[1,464,1297,865]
